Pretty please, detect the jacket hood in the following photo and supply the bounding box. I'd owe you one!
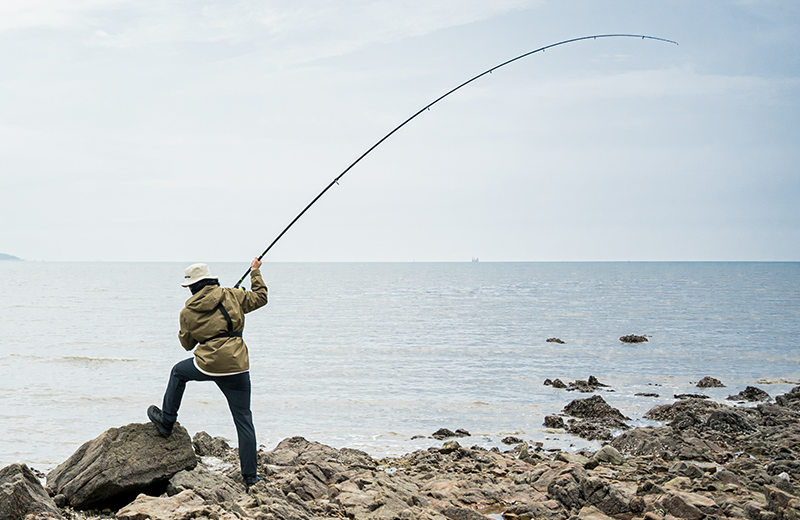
[185,285,223,312]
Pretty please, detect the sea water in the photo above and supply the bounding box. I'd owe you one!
[1,261,798,472]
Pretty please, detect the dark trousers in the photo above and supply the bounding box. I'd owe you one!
[161,358,257,479]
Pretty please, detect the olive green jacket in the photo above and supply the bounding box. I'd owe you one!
[179,269,268,374]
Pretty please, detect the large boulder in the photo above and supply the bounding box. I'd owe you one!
[0,463,62,520]
[47,422,197,509]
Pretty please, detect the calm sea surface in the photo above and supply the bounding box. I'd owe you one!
[1,262,798,472]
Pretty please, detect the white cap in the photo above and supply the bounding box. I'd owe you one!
[181,263,218,287]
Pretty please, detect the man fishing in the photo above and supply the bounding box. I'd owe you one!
[148,258,268,489]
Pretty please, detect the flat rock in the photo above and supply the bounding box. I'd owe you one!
[620,335,648,343]
[46,422,197,509]
[0,463,62,520]
[674,393,710,400]
[116,489,219,520]
[555,452,591,466]
[578,504,616,520]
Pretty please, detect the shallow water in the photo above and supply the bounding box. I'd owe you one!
[1,261,798,471]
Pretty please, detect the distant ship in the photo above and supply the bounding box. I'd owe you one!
[471,257,479,262]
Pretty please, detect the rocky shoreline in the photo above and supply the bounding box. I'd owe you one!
[2,379,799,520]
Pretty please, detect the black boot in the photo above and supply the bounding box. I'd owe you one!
[245,475,262,491]
[147,405,174,437]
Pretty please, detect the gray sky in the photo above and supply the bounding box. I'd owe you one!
[1,0,798,262]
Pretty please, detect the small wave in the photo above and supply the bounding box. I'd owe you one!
[59,356,138,363]
[757,378,799,385]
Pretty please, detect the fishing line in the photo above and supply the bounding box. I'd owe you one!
[233,33,677,288]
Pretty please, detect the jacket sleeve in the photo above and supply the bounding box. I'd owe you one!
[241,268,269,314]
[178,311,198,351]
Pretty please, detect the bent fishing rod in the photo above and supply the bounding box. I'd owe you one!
[233,33,677,288]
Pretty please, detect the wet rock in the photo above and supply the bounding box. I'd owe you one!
[588,376,608,388]
[563,395,630,440]
[674,393,710,400]
[670,411,703,431]
[567,419,620,441]
[567,376,610,393]
[432,428,457,440]
[547,338,566,344]
[432,428,469,440]
[696,376,725,388]
[191,430,232,458]
[636,393,660,398]
[727,386,771,402]
[0,463,62,520]
[563,395,629,422]
[502,436,525,445]
[620,335,648,343]
[645,398,721,422]
[46,422,197,509]
[775,386,800,410]
[552,379,567,389]
[544,415,566,429]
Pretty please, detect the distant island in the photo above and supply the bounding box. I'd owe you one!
[0,253,22,261]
